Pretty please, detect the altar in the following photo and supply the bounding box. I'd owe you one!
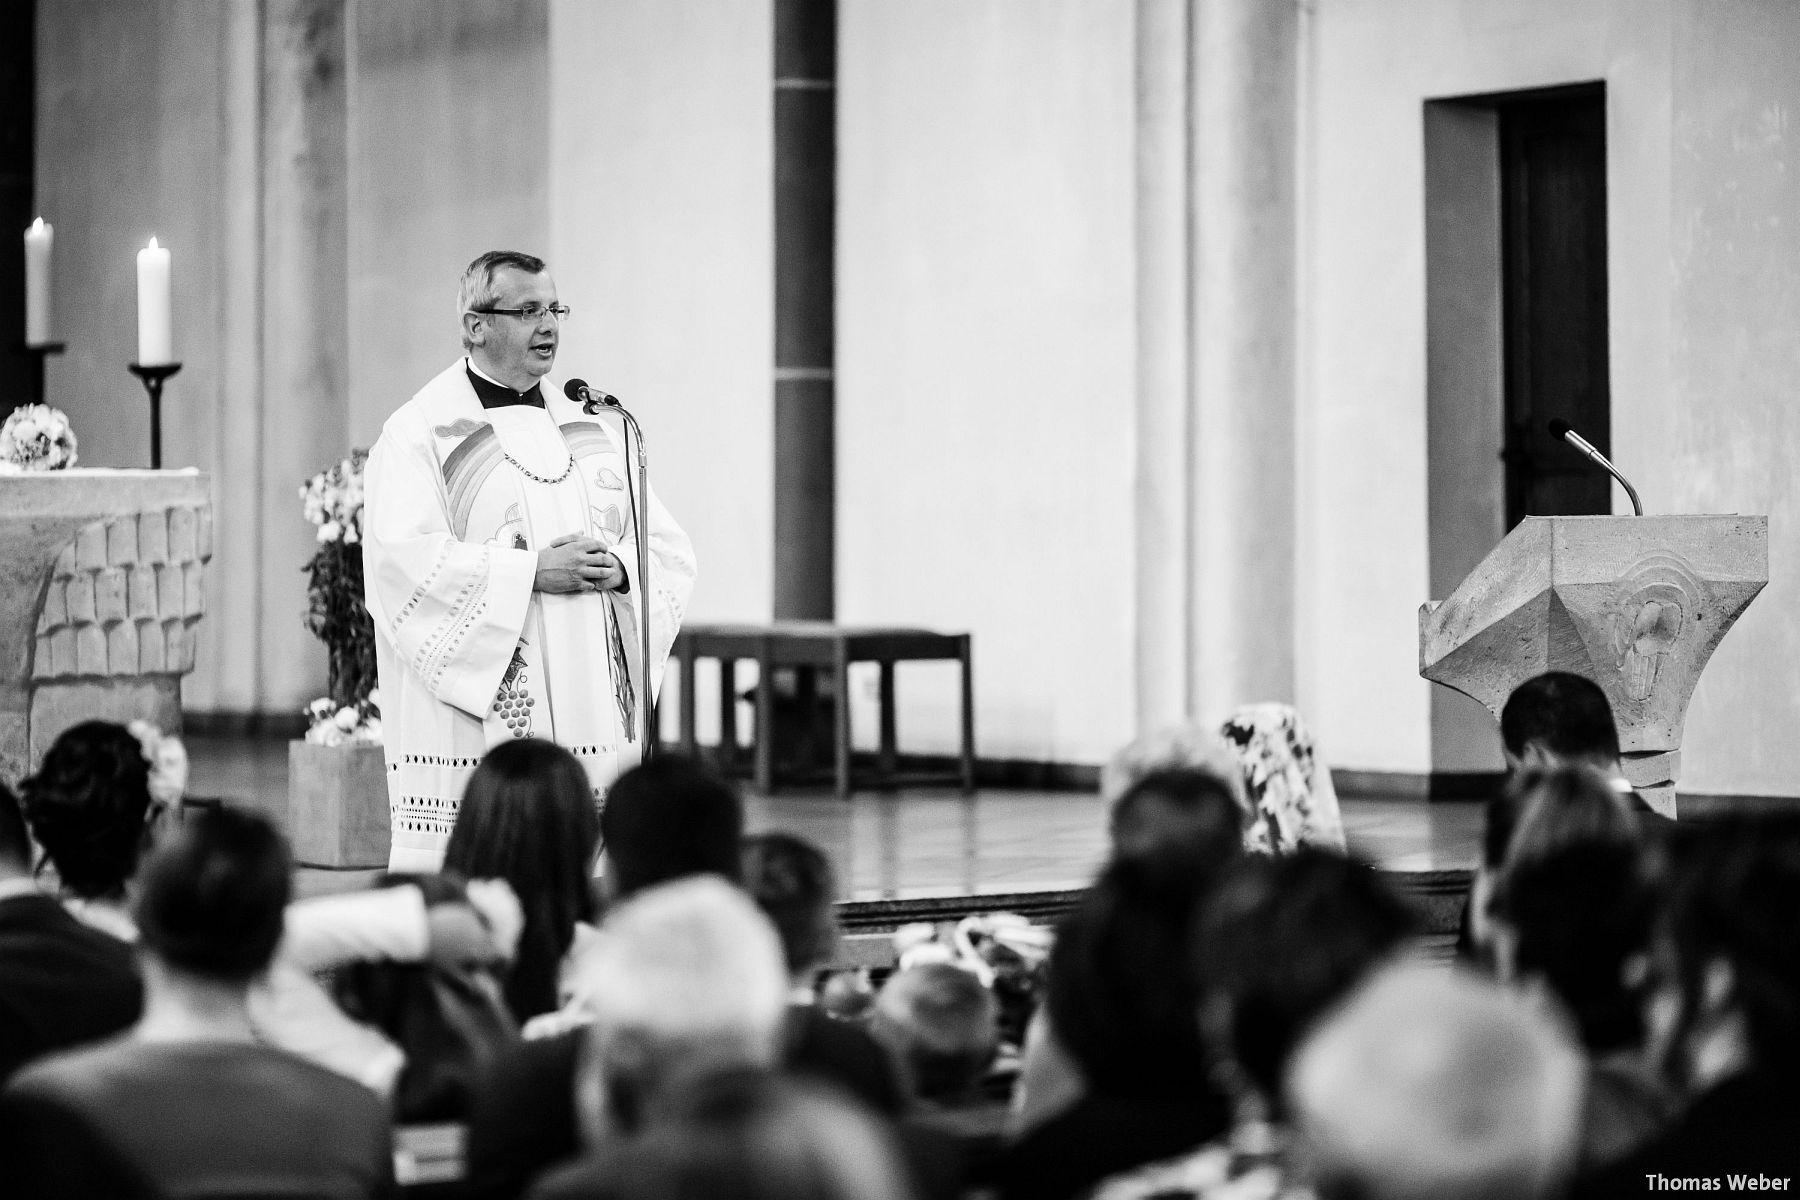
[0,469,212,782]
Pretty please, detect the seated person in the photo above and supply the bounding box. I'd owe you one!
[1011,768,1246,1137]
[872,962,1001,1111]
[1289,962,1586,1200]
[1499,671,1661,815]
[529,1070,917,1200]
[742,832,906,1114]
[871,962,1006,1179]
[1489,834,1674,1170]
[1092,848,1415,1199]
[0,807,393,1199]
[1574,817,1800,1193]
[1462,753,1644,968]
[512,876,789,1197]
[999,819,1243,1200]
[464,755,746,1199]
[17,720,167,941]
[0,782,141,1083]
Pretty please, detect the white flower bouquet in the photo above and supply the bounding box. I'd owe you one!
[300,449,367,544]
[303,690,383,747]
[0,403,79,472]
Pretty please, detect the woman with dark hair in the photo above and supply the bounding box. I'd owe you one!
[444,737,600,1021]
[1000,836,1242,1200]
[17,720,163,937]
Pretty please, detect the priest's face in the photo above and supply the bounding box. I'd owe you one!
[466,266,559,390]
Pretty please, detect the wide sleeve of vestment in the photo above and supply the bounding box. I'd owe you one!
[363,412,538,721]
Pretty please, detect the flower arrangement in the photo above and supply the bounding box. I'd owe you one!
[0,403,79,472]
[127,719,189,810]
[300,449,380,743]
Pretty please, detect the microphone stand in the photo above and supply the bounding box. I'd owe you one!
[588,392,656,755]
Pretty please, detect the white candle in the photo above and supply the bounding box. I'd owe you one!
[24,218,52,347]
[136,237,173,366]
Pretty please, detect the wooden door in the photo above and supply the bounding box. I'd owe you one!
[1499,87,1612,527]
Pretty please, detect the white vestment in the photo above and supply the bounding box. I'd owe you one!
[364,360,696,871]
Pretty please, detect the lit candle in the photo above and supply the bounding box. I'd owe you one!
[24,218,52,347]
[136,237,173,366]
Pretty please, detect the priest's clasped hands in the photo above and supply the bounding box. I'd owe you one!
[534,533,628,594]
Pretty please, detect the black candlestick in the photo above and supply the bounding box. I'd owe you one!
[128,362,182,470]
[25,341,66,409]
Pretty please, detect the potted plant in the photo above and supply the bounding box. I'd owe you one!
[289,449,389,867]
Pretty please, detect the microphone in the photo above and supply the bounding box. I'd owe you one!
[1547,419,1643,516]
[564,378,619,414]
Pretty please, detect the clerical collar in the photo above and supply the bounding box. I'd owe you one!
[465,358,545,409]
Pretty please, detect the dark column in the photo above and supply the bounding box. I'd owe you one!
[773,0,835,620]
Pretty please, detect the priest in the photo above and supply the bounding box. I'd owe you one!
[363,250,696,871]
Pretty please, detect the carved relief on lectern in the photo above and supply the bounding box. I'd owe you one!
[1605,552,1703,704]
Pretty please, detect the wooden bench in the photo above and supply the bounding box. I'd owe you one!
[667,621,974,798]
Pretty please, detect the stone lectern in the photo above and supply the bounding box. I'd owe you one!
[0,471,212,783]
[1420,515,1768,816]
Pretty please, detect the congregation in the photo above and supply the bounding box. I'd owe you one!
[1,673,1798,1199]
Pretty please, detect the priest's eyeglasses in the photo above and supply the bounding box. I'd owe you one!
[472,303,572,323]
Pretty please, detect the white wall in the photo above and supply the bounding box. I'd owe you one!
[1306,0,1800,795]
[1301,0,1673,773]
[346,1,551,448]
[838,0,1137,762]
[1662,0,1800,794]
[547,0,774,632]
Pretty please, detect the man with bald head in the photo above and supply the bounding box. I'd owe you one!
[364,250,697,870]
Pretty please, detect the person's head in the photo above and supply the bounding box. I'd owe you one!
[1491,764,1637,872]
[1467,765,1638,966]
[0,783,31,879]
[1289,963,1586,1200]
[1046,845,1241,1105]
[584,1071,916,1200]
[1643,818,1800,1090]
[1108,767,1246,866]
[740,833,838,982]
[457,249,560,390]
[1102,722,1246,811]
[19,720,157,900]
[599,755,744,901]
[1488,839,1656,1055]
[445,738,600,1020]
[1191,848,1416,1115]
[1500,672,1621,773]
[870,963,999,1105]
[133,806,292,988]
[567,876,788,1134]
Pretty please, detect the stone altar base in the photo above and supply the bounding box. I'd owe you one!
[0,470,212,782]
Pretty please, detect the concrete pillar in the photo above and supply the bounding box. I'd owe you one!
[260,0,349,708]
[1186,0,1300,718]
[1133,0,1194,730]
[203,0,267,715]
[773,0,835,620]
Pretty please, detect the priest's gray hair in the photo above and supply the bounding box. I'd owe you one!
[457,250,548,350]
